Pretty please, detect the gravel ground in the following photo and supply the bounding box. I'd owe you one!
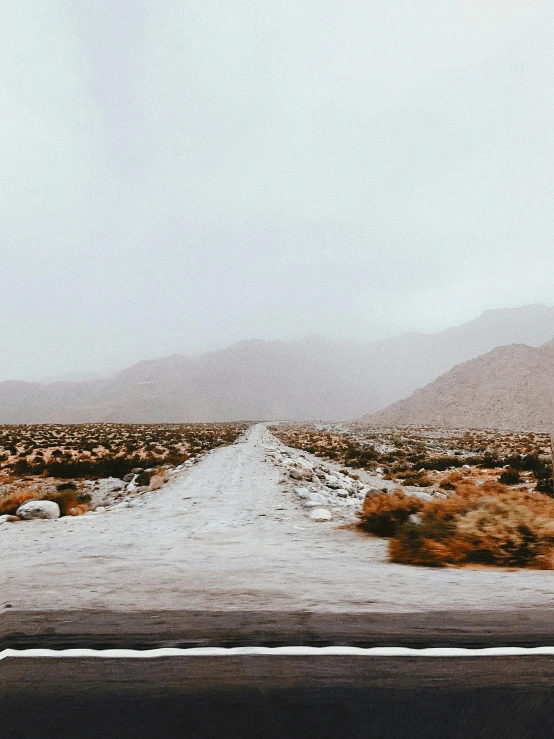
[2,424,554,614]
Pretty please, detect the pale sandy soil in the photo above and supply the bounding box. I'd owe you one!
[2,424,554,614]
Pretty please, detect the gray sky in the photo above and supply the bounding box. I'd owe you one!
[1,0,553,381]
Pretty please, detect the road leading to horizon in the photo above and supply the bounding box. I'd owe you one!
[2,424,554,647]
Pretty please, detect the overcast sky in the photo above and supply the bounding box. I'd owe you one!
[1,1,553,381]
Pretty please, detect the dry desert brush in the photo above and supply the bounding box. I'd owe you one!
[358,482,554,569]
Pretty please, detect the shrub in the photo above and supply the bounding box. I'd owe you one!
[0,490,37,515]
[358,490,423,537]
[366,481,554,569]
[454,500,546,566]
[400,471,433,487]
[56,482,77,492]
[390,519,461,567]
[537,477,554,496]
[44,489,81,516]
[66,504,88,516]
[498,468,521,485]
[0,484,91,516]
[421,456,465,471]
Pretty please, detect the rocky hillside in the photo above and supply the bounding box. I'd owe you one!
[0,304,552,422]
[365,340,554,431]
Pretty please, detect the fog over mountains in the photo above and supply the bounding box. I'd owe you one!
[366,340,554,431]
[1,304,553,423]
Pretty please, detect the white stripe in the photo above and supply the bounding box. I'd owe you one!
[3,646,554,660]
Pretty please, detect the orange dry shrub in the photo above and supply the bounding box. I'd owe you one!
[46,488,81,515]
[148,466,169,491]
[66,504,88,516]
[361,483,554,569]
[358,490,423,537]
[441,471,465,485]
[0,485,91,517]
[0,490,37,515]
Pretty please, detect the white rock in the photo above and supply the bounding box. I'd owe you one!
[111,502,131,511]
[16,500,60,520]
[294,487,312,499]
[309,508,332,522]
[308,492,328,504]
[408,513,423,525]
[95,506,106,513]
[410,492,433,502]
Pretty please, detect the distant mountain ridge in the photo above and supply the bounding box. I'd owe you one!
[364,339,554,431]
[0,303,553,423]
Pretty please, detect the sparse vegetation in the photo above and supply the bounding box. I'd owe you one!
[0,423,248,518]
[357,490,421,537]
[272,423,552,496]
[272,422,554,569]
[389,483,554,569]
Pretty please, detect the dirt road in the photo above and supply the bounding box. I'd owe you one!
[2,424,554,646]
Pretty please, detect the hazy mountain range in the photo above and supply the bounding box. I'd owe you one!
[366,339,554,432]
[0,303,552,424]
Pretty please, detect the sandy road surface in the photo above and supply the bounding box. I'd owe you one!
[2,424,554,645]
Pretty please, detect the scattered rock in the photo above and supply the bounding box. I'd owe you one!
[148,467,169,490]
[148,475,165,490]
[111,501,131,511]
[123,473,135,482]
[309,508,332,522]
[408,513,423,525]
[308,492,328,504]
[410,491,434,502]
[289,469,304,480]
[271,446,368,520]
[16,500,60,520]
